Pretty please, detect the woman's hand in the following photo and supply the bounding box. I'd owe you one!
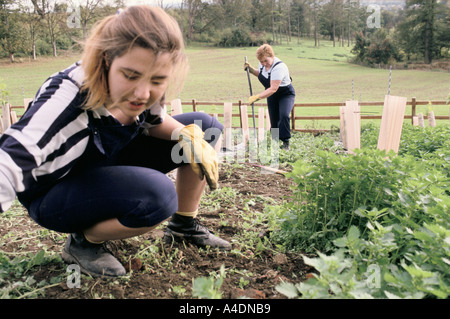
[248,94,260,105]
[244,62,257,76]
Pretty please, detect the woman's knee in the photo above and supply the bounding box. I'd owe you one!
[119,172,178,228]
[173,112,223,146]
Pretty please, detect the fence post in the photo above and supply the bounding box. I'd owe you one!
[170,99,183,115]
[2,103,11,131]
[223,102,233,151]
[192,99,197,112]
[238,100,243,128]
[240,104,249,144]
[258,107,265,142]
[411,97,416,125]
[291,106,295,131]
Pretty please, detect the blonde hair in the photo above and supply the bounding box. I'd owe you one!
[81,5,188,109]
[256,44,274,61]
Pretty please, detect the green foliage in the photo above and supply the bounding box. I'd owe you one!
[278,131,341,168]
[192,264,226,299]
[271,124,450,299]
[0,250,62,299]
[351,29,403,65]
[271,147,448,253]
[277,209,450,299]
[215,27,269,47]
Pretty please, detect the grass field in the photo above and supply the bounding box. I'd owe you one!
[1,39,449,129]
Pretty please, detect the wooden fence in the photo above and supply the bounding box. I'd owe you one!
[177,97,448,133]
[1,97,448,134]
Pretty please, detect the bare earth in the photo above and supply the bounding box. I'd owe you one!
[0,163,314,300]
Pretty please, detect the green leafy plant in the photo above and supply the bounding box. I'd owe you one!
[269,145,448,253]
[271,124,449,299]
[192,264,226,299]
[0,250,62,299]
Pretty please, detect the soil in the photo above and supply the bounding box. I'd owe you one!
[1,163,314,299]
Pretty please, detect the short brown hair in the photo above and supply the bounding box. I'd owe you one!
[256,44,274,61]
[81,5,188,109]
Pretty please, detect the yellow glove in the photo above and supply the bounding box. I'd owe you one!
[178,124,219,190]
[248,94,260,105]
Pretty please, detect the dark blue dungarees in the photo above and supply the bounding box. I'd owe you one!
[258,61,295,142]
[27,111,223,233]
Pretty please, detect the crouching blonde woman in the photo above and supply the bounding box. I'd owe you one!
[0,5,230,277]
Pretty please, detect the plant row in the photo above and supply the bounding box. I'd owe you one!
[270,124,449,298]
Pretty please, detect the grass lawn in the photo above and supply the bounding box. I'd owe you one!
[1,39,449,129]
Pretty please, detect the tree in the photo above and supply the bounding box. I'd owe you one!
[291,0,307,43]
[0,0,28,62]
[434,1,450,59]
[352,29,402,66]
[397,0,438,64]
[309,0,322,47]
[183,0,202,40]
[21,1,42,60]
[319,0,344,46]
[68,0,105,41]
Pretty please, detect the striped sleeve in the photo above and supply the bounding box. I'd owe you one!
[0,64,90,212]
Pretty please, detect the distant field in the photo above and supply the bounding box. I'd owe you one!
[1,39,449,129]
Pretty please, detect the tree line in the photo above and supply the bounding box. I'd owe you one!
[0,0,449,65]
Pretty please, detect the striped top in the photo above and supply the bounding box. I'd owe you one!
[0,62,166,212]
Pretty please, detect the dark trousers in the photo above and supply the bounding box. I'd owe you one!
[27,112,222,233]
[267,85,295,142]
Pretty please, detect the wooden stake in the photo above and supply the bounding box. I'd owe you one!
[343,100,360,153]
[418,113,424,127]
[428,110,436,127]
[10,111,18,124]
[223,102,233,151]
[24,98,33,111]
[377,95,407,154]
[212,113,223,153]
[2,103,11,131]
[258,107,265,142]
[170,98,183,115]
[240,104,249,144]
[265,109,271,131]
[339,106,347,149]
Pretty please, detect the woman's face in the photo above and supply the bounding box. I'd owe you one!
[258,55,274,69]
[107,46,173,124]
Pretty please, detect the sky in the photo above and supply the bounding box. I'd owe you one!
[123,0,182,7]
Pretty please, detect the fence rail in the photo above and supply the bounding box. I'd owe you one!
[2,97,448,134]
[178,97,448,133]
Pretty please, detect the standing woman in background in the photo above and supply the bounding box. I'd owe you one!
[245,44,295,150]
[0,5,230,278]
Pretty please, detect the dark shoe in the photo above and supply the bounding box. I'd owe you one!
[281,140,290,150]
[164,214,231,250]
[61,233,126,277]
